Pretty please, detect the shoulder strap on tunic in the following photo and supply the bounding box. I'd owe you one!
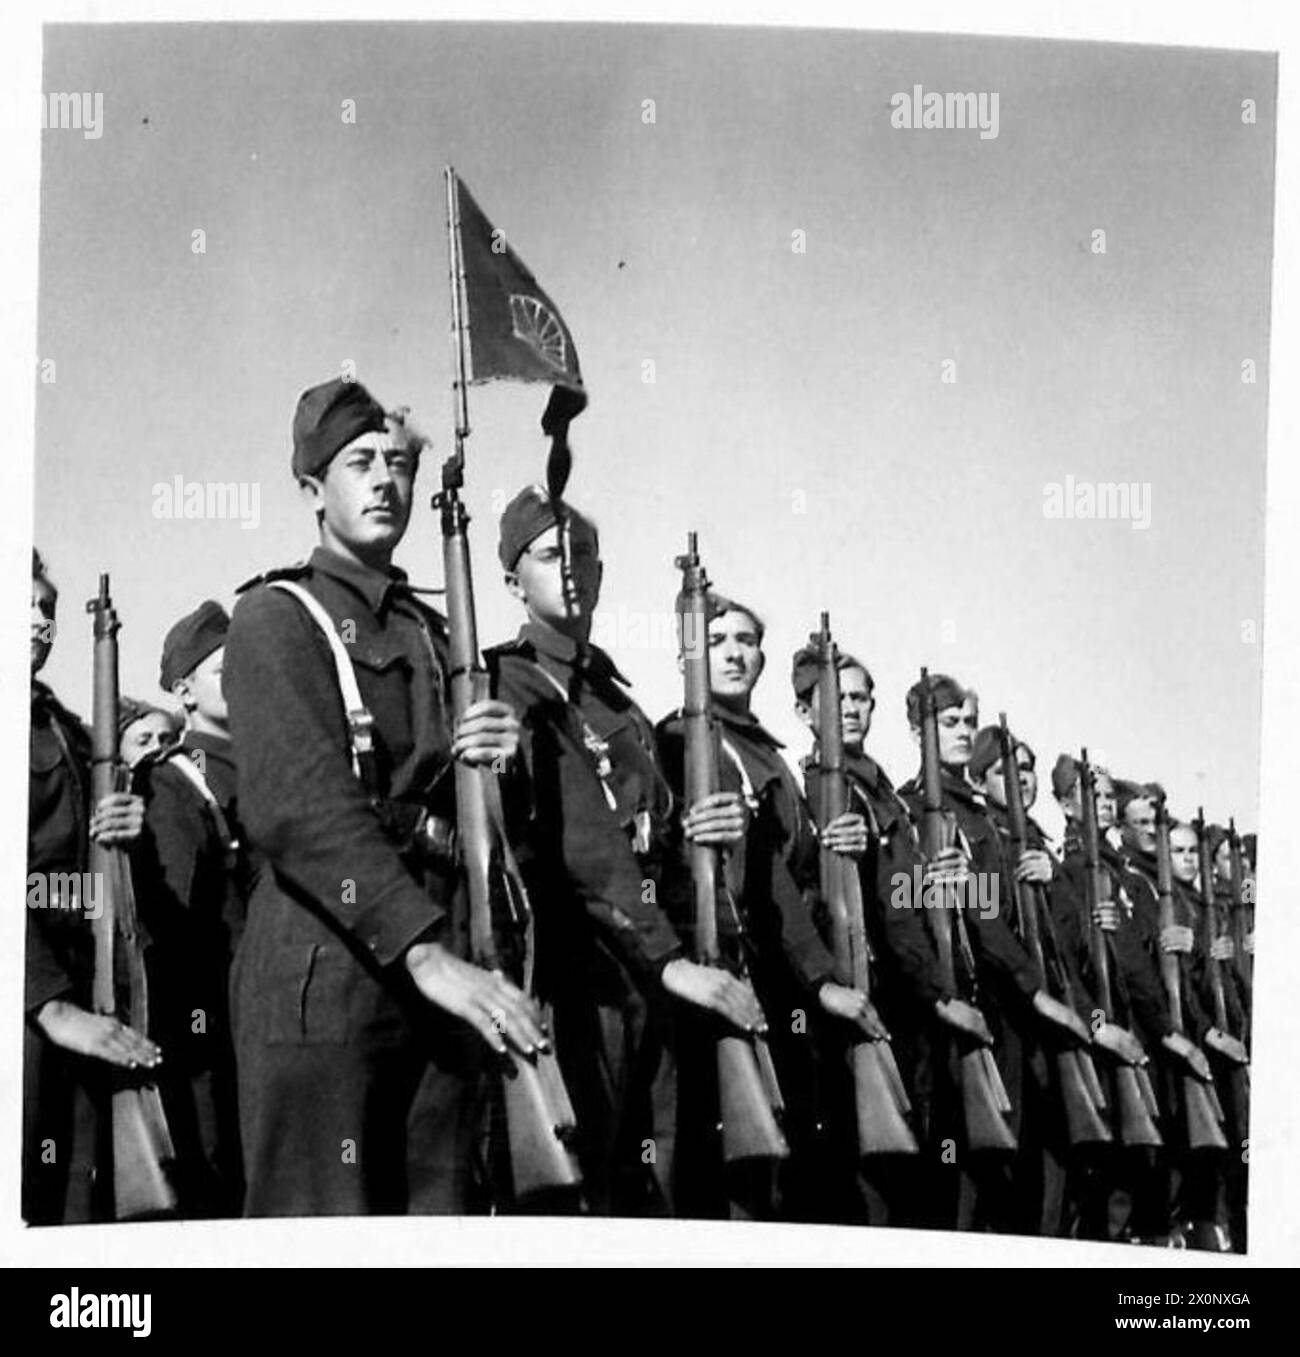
[267,580,378,794]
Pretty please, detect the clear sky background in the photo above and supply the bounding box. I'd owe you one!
[33,23,1274,838]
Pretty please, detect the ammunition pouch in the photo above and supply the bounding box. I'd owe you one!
[378,800,458,869]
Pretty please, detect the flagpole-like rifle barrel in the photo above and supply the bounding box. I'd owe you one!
[444,165,470,443]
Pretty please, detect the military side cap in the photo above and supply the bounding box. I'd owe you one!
[118,697,181,741]
[498,484,599,569]
[1203,822,1230,860]
[1051,753,1079,799]
[1115,779,1164,816]
[968,726,1004,781]
[790,644,873,701]
[160,599,229,690]
[291,377,387,478]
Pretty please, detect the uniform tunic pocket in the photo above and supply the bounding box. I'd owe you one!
[266,943,352,1046]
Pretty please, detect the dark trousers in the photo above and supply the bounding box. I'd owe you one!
[238,1035,485,1216]
[549,962,670,1218]
[233,939,486,1217]
[1009,1040,1071,1236]
[1212,1057,1250,1251]
[158,1056,244,1217]
[897,1024,1025,1232]
[22,1024,106,1226]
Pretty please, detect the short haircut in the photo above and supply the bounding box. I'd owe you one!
[905,672,974,730]
[1116,779,1164,818]
[707,591,766,642]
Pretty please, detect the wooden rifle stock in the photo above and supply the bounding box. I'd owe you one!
[1153,800,1226,1151]
[1194,810,1250,1144]
[996,715,1110,1146]
[810,614,916,1156]
[676,533,788,1165]
[917,670,1016,1152]
[435,467,582,1204]
[86,575,178,1219]
[1078,752,1161,1147]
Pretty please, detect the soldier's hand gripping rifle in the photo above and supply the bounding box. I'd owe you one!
[1194,808,1250,1144]
[916,669,1016,1152]
[435,457,582,1205]
[1079,751,1162,1146]
[1153,797,1227,1150]
[810,614,917,1156]
[86,574,178,1219]
[675,533,789,1165]
[996,715,1110,1147]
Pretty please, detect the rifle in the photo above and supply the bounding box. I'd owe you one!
[86,574,178,1219]
[1227,820,1253,994]
[1153,799,1227,1150]
[1194,809,1250,1144]
[915,669,1016,1152]
[1078,751,1162,1147]
[434,458,583,1205]
[674,532,789,1165]
[809,613,917,1156]
[996,715,1110,1147]
[437,164,581,1205]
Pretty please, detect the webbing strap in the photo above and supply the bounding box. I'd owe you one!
[268,580,377,793]
[163,749,239,855]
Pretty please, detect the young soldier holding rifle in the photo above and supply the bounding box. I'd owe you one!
[26,550,159,1225]
[487,495,764,1215]
[899,675,1087,1232]
[970,722,1110,1237]
[1049,757,1198,1243]
[223,377,547,1216]
[130,601,247,1216]
[656,596,886,1220]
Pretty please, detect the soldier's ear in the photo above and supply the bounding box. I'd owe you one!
[298,473,326,517]
[755,649,767,679]
[171,677,196,715]
[503,570,525,604]
[794,699,813,731]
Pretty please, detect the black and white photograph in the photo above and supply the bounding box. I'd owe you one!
[5,1,1298,1291]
